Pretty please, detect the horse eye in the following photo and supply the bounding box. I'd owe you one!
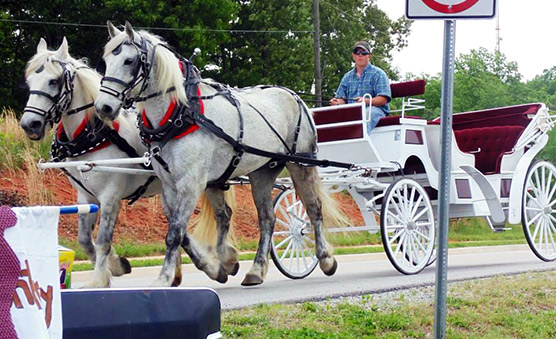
[112,45,122,55]
[49,79,59,86]
[124,58,135,66]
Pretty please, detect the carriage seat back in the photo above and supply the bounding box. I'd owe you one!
[313,104,364,142]
[313,79,426,142]
[454,125,524,174]
[390,79,426,98]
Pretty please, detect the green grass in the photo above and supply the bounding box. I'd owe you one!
[221,271,556,338]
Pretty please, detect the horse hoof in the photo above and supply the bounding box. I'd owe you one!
[171,275,182,287]
[241,274,263,286]
[321,257,338,276]
[229,262,240,276]
[120,257,132,274]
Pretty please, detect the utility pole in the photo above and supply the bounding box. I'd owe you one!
[313,0,322,107]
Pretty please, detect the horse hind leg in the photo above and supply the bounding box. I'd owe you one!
[286,164,338,276]
[242,164,285,286]
[201,188,240,276]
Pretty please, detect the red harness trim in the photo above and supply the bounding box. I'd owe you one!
[57,116,120,153]
[173,87,203,140]
[140,61,204,141]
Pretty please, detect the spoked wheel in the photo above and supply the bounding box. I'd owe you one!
[380,178,436,274]
[271,188,318,279]
[521,161,556,261]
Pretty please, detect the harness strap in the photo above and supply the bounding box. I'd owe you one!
[124,175,157,205]
[192,111,354,183]
[66,102,95,116]
[60,167,97,198]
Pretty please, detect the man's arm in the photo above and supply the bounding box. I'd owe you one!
[356,96,388,106]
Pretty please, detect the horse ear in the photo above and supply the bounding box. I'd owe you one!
[37,38,47,53]
[56,37,69,60]
[107,20,121,38]
[124,21,135,41]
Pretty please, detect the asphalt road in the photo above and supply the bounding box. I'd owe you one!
[73,244,556,310]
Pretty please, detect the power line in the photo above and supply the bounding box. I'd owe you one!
[0,18,313,34]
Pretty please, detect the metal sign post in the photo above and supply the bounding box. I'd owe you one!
[434,19,456,339]
[405,1,497,338]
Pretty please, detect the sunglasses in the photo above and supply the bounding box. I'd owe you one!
[353,50,370,56]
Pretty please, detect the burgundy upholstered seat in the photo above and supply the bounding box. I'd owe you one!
[454,125,524,174]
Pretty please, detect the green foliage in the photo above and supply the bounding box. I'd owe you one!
[1,0,409,112]
[320,0,411,102]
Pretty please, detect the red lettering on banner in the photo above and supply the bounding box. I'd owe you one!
[11,259,54,328]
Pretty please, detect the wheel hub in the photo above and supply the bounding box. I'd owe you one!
[406,220,416,231]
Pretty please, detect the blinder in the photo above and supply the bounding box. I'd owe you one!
[96,59,106,75]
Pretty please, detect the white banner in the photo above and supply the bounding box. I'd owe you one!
[5,207,62,339]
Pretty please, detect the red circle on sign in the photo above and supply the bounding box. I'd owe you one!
[422,0,480,14]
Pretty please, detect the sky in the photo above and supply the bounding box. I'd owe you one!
[375,0,555,81]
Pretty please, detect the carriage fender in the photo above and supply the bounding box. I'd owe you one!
[507,134,549,224]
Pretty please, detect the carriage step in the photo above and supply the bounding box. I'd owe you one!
[492,226,512,233]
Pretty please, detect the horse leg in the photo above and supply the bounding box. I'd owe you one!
[205,188,239,276]
[286,164,337,276]
[77,194,98,263]
[242,165,284,286]
[86,196,127,288]
[154,183,226,286]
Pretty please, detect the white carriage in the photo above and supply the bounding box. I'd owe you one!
[270,79,556,278]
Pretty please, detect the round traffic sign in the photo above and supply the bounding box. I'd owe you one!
[422,0,480,14]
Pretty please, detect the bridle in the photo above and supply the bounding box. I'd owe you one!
[98,34,155,109]
[24,60,76,124]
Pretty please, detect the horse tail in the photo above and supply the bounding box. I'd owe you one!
[191,188,237,246]
[315,177,352,228]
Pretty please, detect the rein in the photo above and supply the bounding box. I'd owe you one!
[102,34,354,189]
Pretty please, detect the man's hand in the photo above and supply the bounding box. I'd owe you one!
[330,98,346,106]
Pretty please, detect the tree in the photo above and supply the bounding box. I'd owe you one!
[0,0,238,113]
[319,0,411,103]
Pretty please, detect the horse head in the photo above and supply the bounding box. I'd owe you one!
[94,21,151,121]
[20,37,80,140]
[95,21,186,122]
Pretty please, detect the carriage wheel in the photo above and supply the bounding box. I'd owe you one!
[521,161,556,261]
[380,178,435,275]
[271,188,318,279]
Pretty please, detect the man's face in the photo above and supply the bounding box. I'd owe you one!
[352,48,371,67]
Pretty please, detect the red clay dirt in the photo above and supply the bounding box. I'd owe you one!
[0,169,364,244]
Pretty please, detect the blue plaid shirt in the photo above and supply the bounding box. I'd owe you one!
[335,63,391,115]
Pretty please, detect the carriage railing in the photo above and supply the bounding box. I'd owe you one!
[514,106,556,151]
[389,97,426,118]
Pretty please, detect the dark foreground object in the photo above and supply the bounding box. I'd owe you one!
[61,288,221,339]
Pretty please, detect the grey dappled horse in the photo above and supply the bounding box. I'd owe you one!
[94,21,338,286]
[20,37,164,287]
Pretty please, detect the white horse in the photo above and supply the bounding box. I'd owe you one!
[94,21,340,287]
[19,37,166,287]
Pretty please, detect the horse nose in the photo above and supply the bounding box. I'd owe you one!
[100,104,113,116]
[21,120,44,139]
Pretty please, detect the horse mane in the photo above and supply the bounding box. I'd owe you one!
[26,49,101,119]
[104,30,186,105]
